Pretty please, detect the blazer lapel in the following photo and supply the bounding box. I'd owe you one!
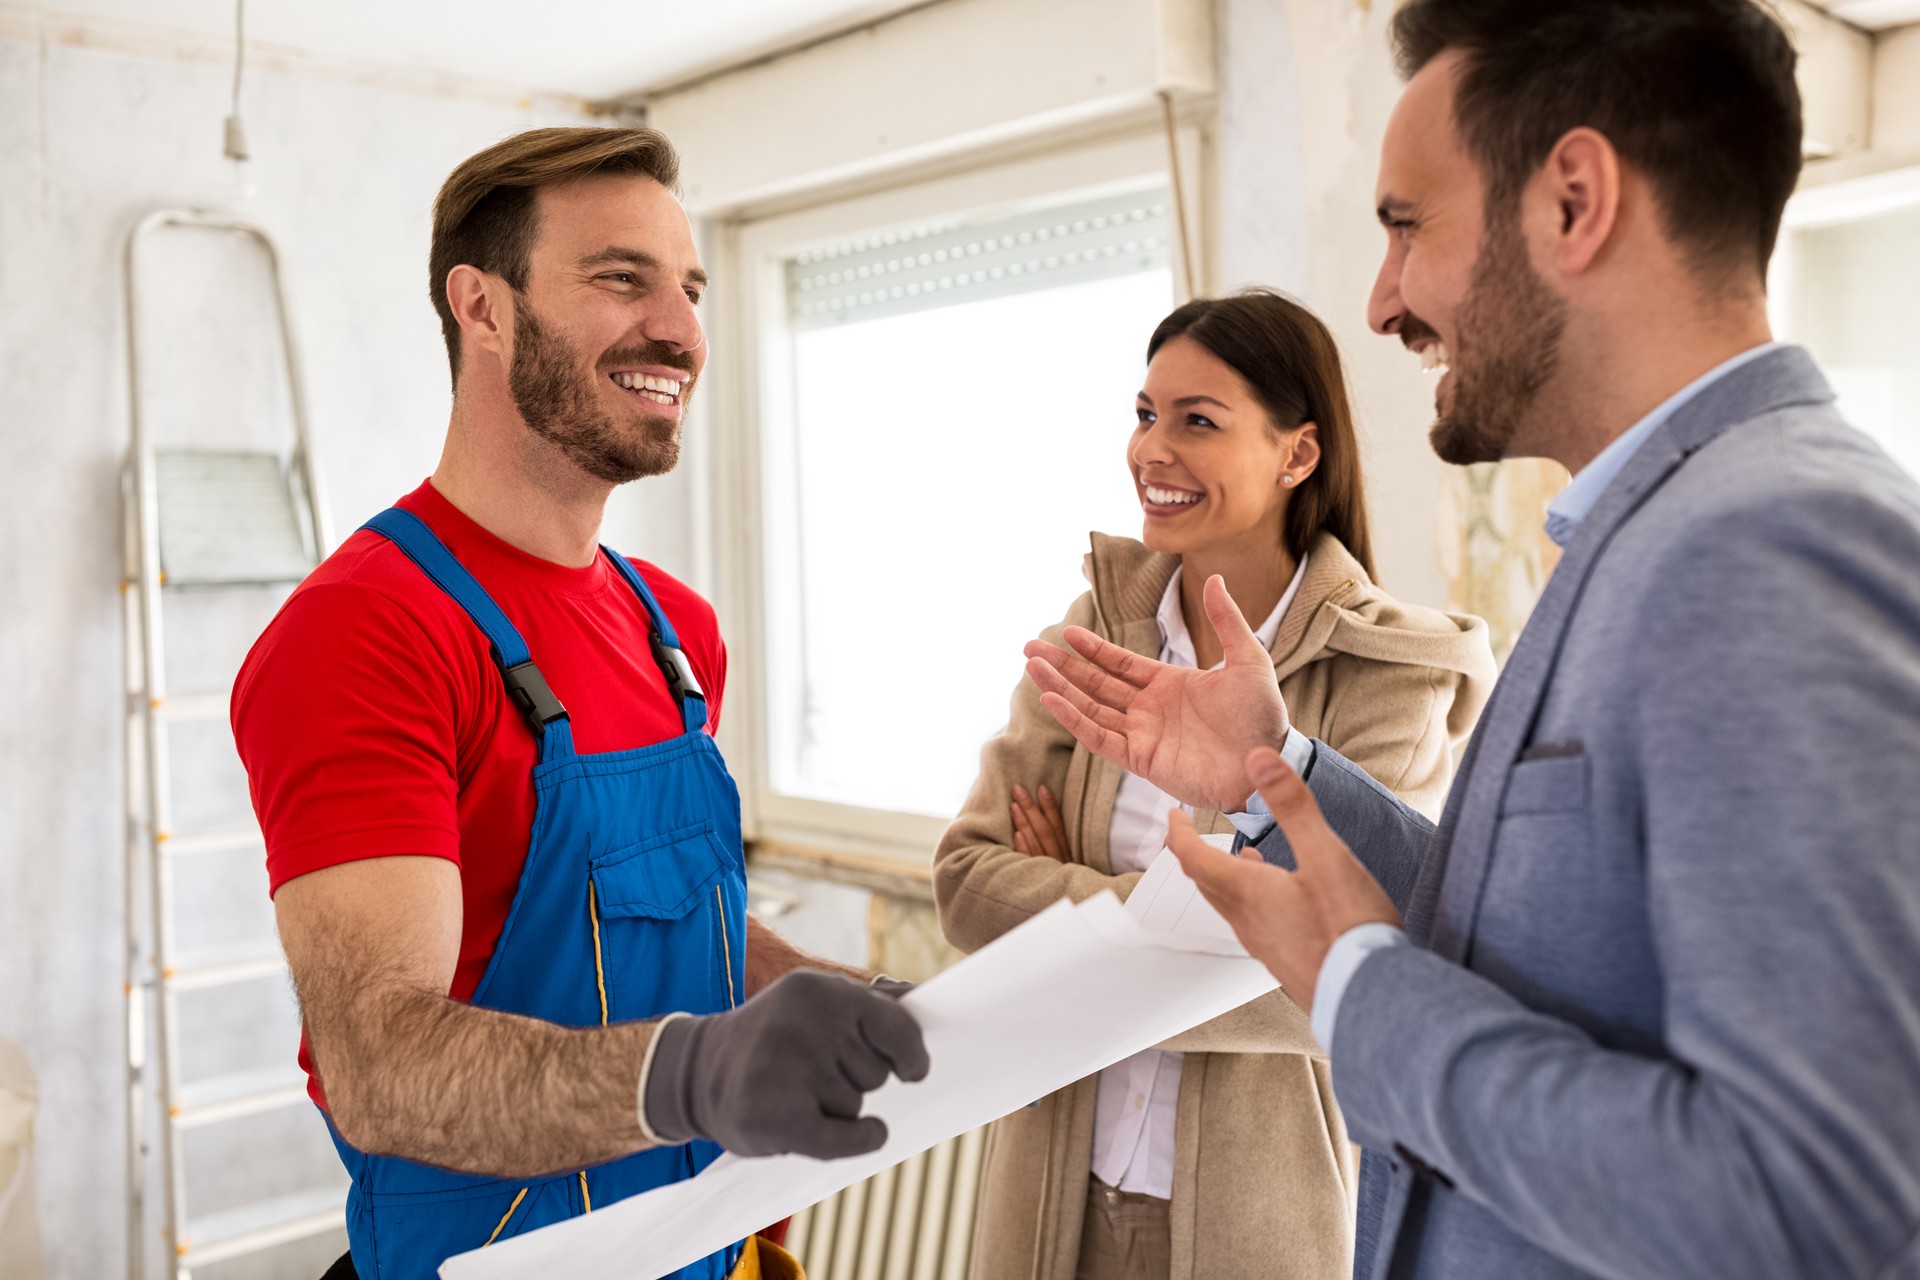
[1417,347,1836,962]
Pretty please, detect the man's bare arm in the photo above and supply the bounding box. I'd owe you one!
[275,856,656,1180]
[743,913,870,997]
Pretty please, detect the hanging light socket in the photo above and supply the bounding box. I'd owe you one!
[222,0,249,162]
[223,114,250,162]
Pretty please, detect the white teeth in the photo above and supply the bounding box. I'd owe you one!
[1419,343,1451,375]
[613,372,683,400]
[1144,485,1200,506]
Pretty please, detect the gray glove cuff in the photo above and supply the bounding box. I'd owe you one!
[637,1012,700,1146]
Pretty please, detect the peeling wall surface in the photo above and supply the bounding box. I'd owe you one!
[0,34,695,1279]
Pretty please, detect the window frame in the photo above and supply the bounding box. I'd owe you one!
[1769,161,1920,337]
[705,126,1205,865]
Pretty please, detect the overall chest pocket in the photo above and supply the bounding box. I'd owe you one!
[590,821,733,921]
[587,822,740,1021]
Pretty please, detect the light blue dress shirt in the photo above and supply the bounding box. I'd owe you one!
[1232,342,1785,1051]
[1542,342,1786,547]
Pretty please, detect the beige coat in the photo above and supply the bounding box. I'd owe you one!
[934,531,1495,1280]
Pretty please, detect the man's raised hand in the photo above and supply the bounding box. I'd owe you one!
[1165,746,1401,1012]
[1023,574,1289,813]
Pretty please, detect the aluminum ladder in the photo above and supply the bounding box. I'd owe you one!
[121,209,341,1279]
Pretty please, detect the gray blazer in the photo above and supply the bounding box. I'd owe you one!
[1254,347,1920,1279]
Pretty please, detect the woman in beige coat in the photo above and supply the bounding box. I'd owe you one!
[933,290,1495,1280]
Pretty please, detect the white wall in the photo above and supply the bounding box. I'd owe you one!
[0,28,695,1279]
[1213,0,1448,606]
[1781,0,1875,159]
[1873,23,1920,157]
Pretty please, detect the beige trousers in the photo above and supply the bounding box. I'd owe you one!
[1073,1178,1171,1280]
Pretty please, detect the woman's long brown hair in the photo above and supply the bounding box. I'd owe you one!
[1146,288,1377,580]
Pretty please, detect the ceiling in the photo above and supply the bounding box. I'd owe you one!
[1805,0,1920,30]
[28,0,1918,104]
[29,0,934,100]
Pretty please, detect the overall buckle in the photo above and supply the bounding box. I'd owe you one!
[502,660,568,736]
[649,635,706,705]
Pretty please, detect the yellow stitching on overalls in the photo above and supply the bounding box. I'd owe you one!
[717,885,738,1009]
[483,1187,529,1246]
[561,884,614,1216]
[589,882,610,1027]
[578,882,611,1215]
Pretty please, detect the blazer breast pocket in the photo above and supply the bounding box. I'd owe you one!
[1500,746,1589,816]
[1481,749,1595,923]
[1477,746,1635,1006]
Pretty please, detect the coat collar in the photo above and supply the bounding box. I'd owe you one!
[1082,531,1370,669]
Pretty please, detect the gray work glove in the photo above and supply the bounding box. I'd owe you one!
[868,974,915,999]
[640,969,930,1159]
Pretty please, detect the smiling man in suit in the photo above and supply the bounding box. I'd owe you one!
[1021,2,1920,1278]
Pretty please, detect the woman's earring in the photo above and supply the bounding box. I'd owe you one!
[1282,474,1295,486]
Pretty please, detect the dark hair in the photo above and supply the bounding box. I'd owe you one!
[1391,0,1802,280]
[1147,289,1376,580]
[429,127,682,386]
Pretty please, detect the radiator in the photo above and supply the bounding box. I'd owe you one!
[784,1125,989,1280]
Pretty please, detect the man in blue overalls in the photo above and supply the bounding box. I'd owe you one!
[234,127,928,1280]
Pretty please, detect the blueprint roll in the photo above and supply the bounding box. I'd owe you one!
[441,844,1274,1280]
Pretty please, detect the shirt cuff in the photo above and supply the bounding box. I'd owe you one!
[1310,923,1409,1052]
[1224,729,1315,839]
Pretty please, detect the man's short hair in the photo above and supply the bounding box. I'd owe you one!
[1391,0,1803,281]
[429,127,682,385]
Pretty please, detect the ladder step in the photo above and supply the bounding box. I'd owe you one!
[158,822,262,857]
[164,940,284,991]
[145,691,230,722]
[155,449,317,587]
[172,1064,311,1129]
[179,1185,347,1268]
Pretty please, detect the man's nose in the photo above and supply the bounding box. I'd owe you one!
[1367,250,1405,337]
[646,290,704,356]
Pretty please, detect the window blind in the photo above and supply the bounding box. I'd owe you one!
[785,184,1173,331]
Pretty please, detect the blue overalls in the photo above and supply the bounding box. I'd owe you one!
[327,507,749,1280]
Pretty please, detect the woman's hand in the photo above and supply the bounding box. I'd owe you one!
[1010,785,1069,862]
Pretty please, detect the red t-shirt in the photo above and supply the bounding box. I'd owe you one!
[232,480,726,1106]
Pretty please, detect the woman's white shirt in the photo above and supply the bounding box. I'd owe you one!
[1089,557,1305,1199]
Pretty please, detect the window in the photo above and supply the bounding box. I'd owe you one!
[716,134,1196,856]
[1772,166,1920,479]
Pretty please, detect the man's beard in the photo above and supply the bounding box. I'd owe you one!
[508,296,690,484]
[1423,204,1569,467]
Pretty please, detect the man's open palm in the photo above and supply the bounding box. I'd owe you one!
[1166,746,1402,1010]
[1023,574,1289,813]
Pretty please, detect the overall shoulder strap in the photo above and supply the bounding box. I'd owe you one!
[361,508,574,759]
[601,550,709,736]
